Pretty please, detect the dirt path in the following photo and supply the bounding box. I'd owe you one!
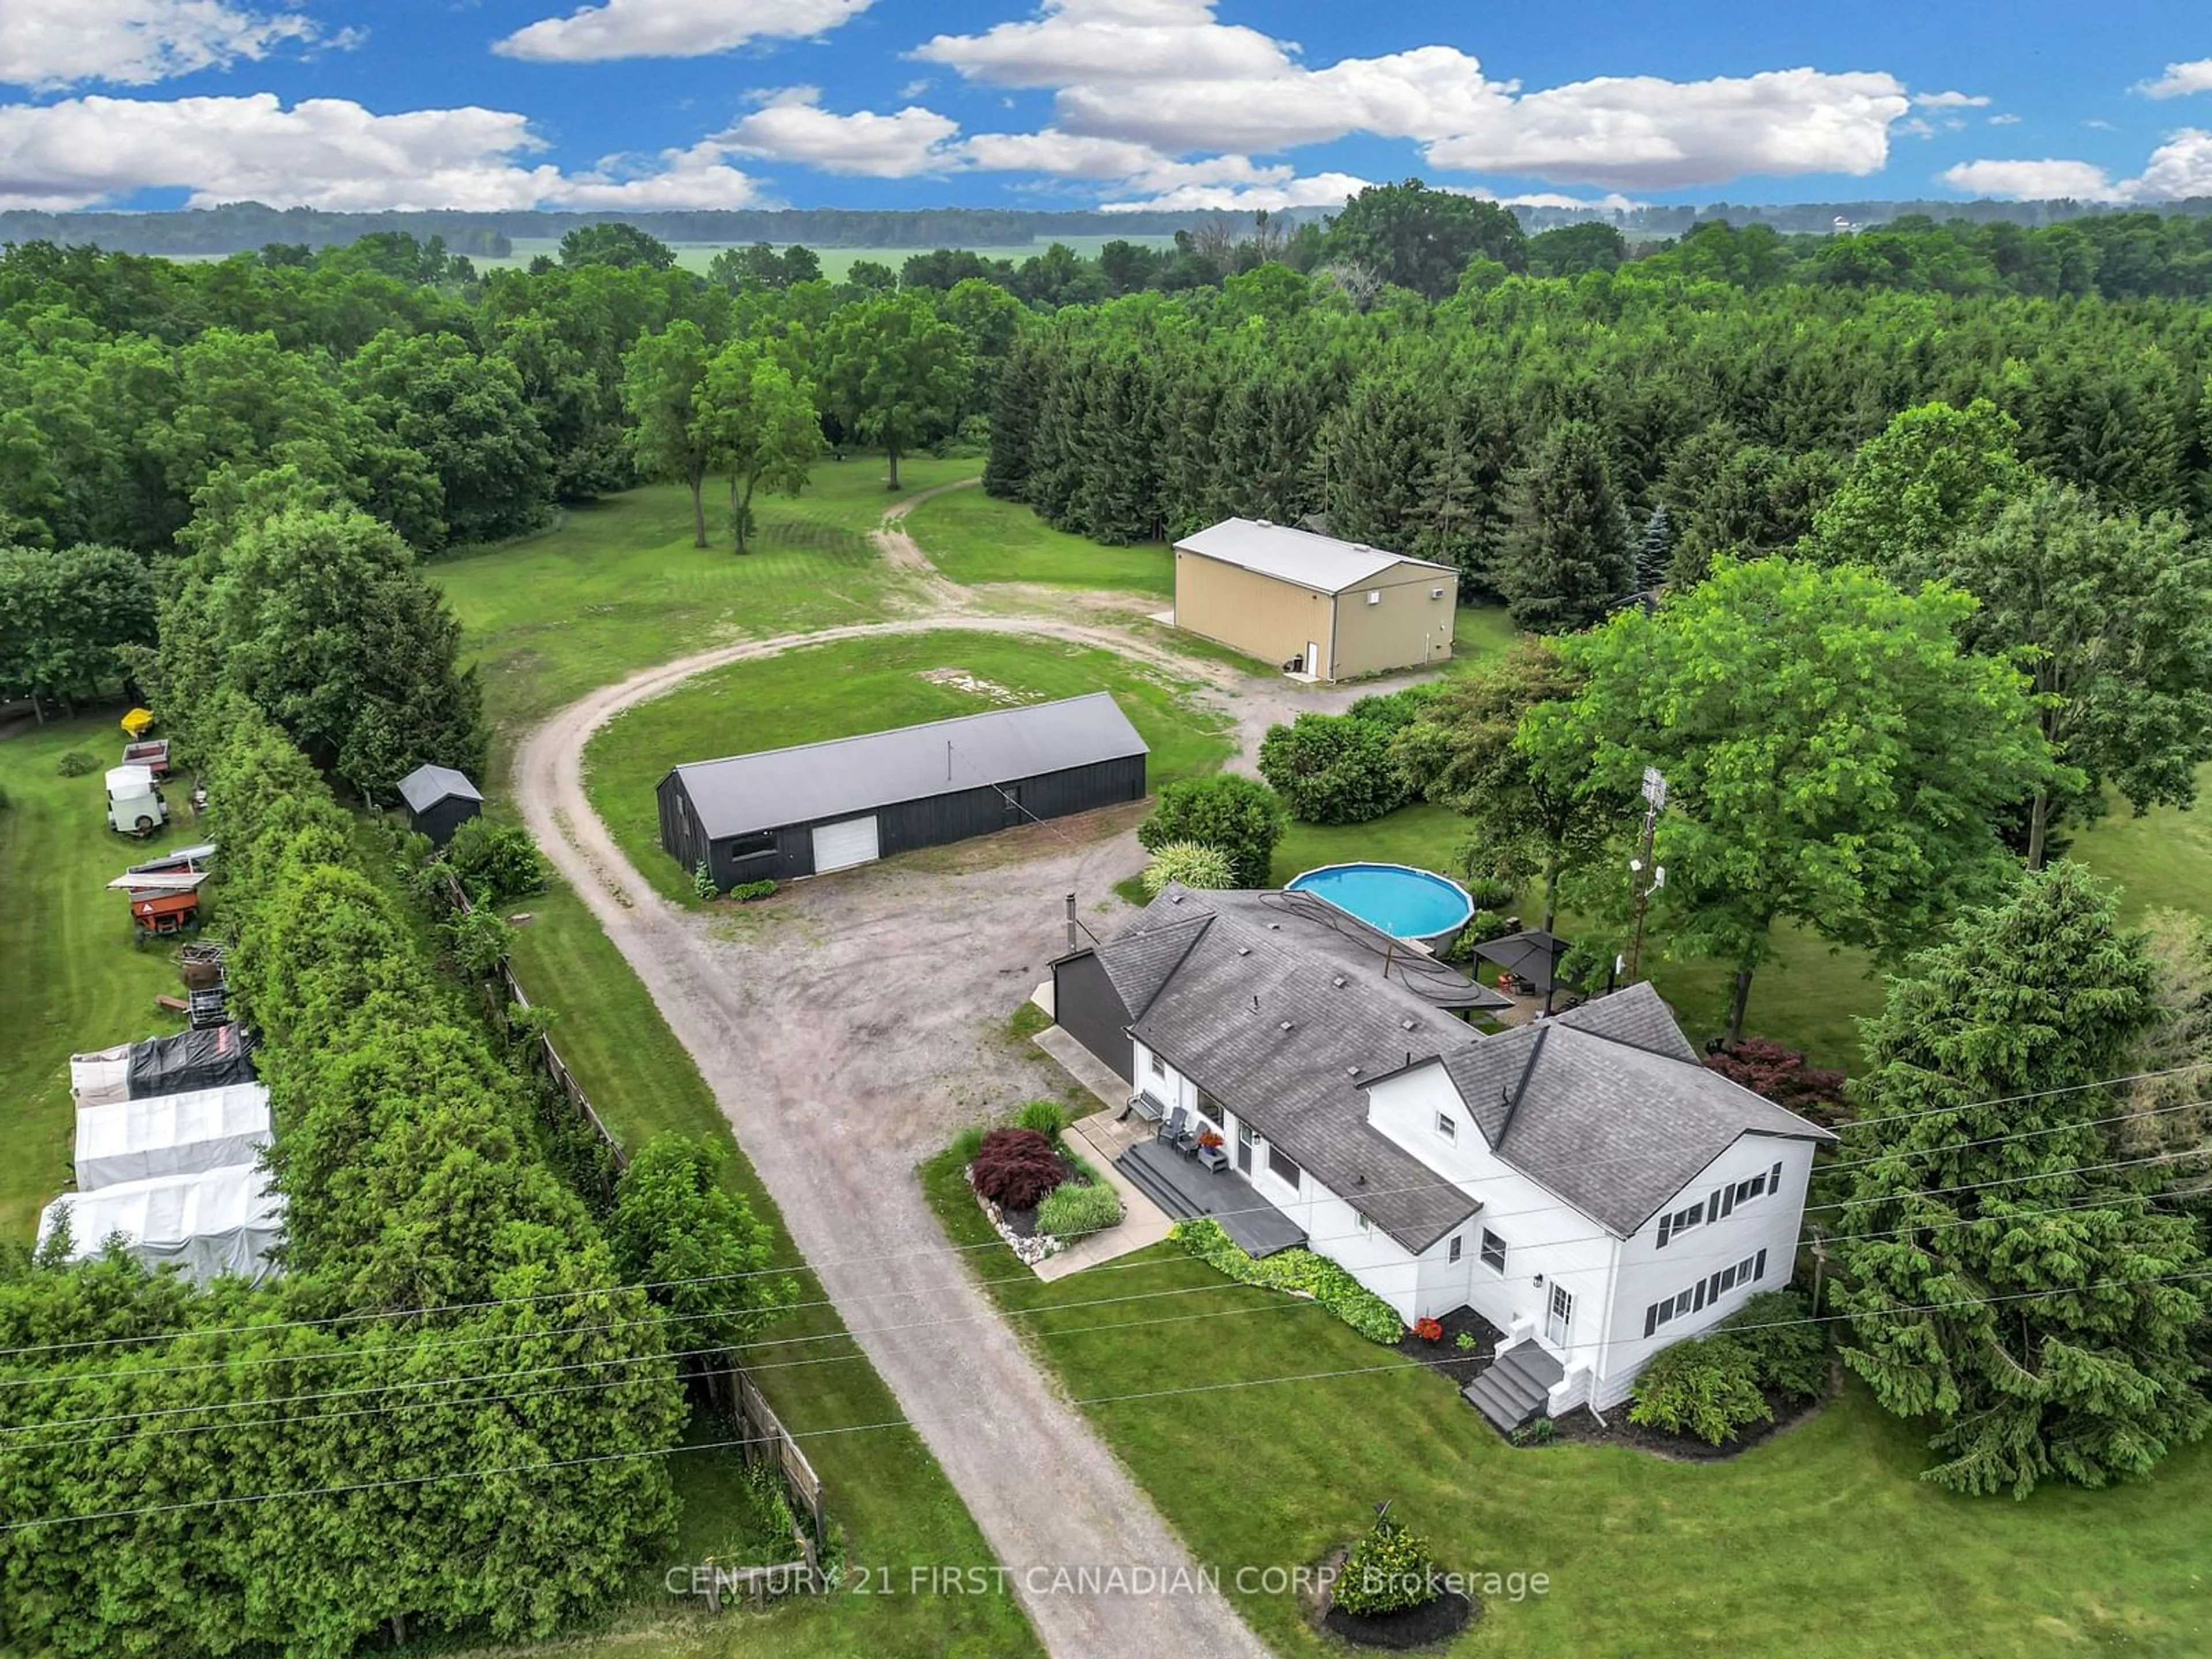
[510,482,1449,1656]
[513,613,1274,1659]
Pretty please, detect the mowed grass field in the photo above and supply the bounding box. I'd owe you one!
[904,487,1174,596]
[582,629,1236,904]
[0,717,195,1241]
[919,1152,2212,1659]
[430,456,982,747]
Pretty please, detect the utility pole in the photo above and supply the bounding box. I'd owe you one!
[1622,766,1666,985]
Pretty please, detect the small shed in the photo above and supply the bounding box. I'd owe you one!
[396,764,484,847]
[1172,518,1460,681]
[37,1164,286,1284]
[658,692,1149,892]
[75,1082,274,1190]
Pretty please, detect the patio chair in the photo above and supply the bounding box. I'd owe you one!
[1157,1105,1201,1158]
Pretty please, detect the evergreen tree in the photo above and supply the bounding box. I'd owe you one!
[1489,418,1634,632]
[982,339,1044,500]
[1834,863,2211,1497]
[1634,504,1673,598]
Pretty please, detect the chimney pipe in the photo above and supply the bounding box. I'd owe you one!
[1065,892,1077,954]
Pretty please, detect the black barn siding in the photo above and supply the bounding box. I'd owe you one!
[409,795,481,849]
[1051,950,1134,1082]
[660,753,1147,891]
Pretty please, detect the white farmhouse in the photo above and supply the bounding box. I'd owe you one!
[1050,886,1835,1429]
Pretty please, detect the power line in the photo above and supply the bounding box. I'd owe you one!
[9,1264,2210,1539]
[11,1088,2206,1383]
[12,1162,2201,1444]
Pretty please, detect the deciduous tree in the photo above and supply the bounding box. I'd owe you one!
[1524,556,2052,1038]
[619,320,718,547]
[817,291,968,491]
[696,339,820,552]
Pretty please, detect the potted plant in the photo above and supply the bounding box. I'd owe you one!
[1197,1129,1225,1150]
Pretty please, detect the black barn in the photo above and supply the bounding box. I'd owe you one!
[658,692,1149,892]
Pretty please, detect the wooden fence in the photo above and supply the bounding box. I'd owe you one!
[435,865,828,1595]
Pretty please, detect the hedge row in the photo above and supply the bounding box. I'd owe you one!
[0,697,686,1659]
[1173,1218,1405,1343]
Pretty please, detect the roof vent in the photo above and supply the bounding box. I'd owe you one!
[1401,1017,1417,1031]
[1168,892,1183,904]
[1278,1020,1294,1032]
[1345,1065,1362,1078]
[1267,922,1282,931]
[1236,945,1252,956]
[1332,974,1348,988]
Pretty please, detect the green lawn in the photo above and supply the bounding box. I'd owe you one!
[495,878,1037,1658]
[919,1150,2212,1658]
[904,488,1173,597]
[430,456,982,745]
[582,630,1234,904]
[0,715,195,1241]
[1443,605,1520,676]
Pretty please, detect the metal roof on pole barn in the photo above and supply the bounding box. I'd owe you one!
[669,692,1149,841]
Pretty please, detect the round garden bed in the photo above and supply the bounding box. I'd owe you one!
[1304,1545,1478,1652]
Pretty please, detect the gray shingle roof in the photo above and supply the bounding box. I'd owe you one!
[668,692,1147,841]
[1433,983,1837,1236]
[1118,888,1489,1253]
[396,764,482,813]
[1175,518,1455,596]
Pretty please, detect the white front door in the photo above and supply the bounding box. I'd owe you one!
[810,815,880,873]
[1545,1282,1573,1347]
[1305,640,1322,677]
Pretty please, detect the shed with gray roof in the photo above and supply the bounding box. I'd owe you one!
[395,764,483,847]
[1172,518,1460,681]
[657,692,1147,889]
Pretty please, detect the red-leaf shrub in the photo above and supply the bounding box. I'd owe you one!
[971,1127,1066,1211]
[1704,1039,1850,1127]
[1412,1316,1445,1343]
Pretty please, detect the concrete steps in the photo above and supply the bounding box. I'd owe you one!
[1462,1343,1564,1433]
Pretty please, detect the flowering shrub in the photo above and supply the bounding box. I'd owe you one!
[1196,1129,1225,1149]
[1412,1317,1445,1343]
[971,1127,1065,1211]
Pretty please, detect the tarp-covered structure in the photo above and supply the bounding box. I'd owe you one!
[74,1084,273,1190]
[70,1025,257,1108]
[36,1165,286,1283]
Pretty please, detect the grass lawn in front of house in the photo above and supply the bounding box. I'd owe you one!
[904,487,1173,597]
[583,630,1234,904]
[0,714,196,1242]
[917,1147,2212,1659]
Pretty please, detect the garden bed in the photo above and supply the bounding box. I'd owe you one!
[965,1138,1122,1267]
[1546,1377,1830,1463]
[1390,1305,1502,1390]
[1301,1544,1478,1653]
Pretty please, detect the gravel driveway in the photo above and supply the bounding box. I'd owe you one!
[510,521,1440,1656]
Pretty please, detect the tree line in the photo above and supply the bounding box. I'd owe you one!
[0,695,791,1656]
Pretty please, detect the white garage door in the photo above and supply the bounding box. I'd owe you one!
[810,815,881,873]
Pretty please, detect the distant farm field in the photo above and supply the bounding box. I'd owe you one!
[478,234,1176,276]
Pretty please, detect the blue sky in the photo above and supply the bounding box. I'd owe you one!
[1,1,2207,214]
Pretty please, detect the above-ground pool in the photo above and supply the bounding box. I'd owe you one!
[1283,862,1475,951]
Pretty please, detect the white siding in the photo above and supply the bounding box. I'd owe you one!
[1597,1134,1817,1409]
[1363,1066,1620,1386]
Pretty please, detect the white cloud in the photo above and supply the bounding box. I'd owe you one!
[918,1,1910,190]
[1098,171,1369,213]
[2135,58,2212,100]
[0,93,762,210]
[2083,118,2118,131]
[1912,90,1990,109]
[721,88,958,176]
[1939,157,2118,199]
[1988,113,2021,125]
[1941,130,2212,202]
[1420,68,1908,190]
[1897,117,1938,141]
[915,0,1289,88]
[495,0,871,63]
[0,0,318,89]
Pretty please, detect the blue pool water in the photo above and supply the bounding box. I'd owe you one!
[1284,863,1475,942]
